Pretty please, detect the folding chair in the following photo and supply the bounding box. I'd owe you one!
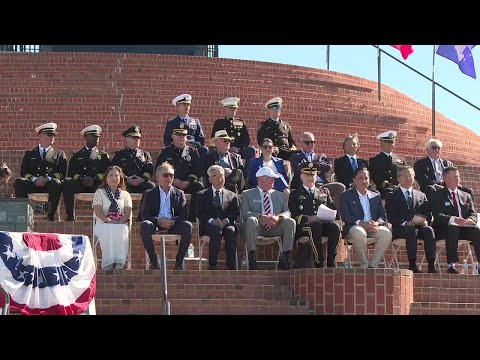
[245,236,283,270]
[73,192,94,220]
[344,236,388,268]
[92,212,132,270]
[146,233,182,270]
[28,193,61,221]
[434,239,475,272]
[391,238,426,270]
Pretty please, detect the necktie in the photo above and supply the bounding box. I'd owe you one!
[435,160,443,183]
[263,191,272,215]
[452,191,461,217]
[42,148,47,160]
[214,190,221,209]
[309,188,315,198]
[350,156,358,171]
[406,190,413,210]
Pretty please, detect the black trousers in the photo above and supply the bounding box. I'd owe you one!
[392,225,436,263]
[140,220,193,267]
[294,221,340,268]
[434,224,480,264]
[63,179,101,217]
[14,178,63,217]
[203,222,237,269]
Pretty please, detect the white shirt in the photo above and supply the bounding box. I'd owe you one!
[258,187,274,215]
[158,186,173,219]
[448,188,462,224]
[357,190,372,222]
[382,151,393,157]
[399,186,413,226]
[302,151,313,162]
[31,145,53,183]
[428,156,443,182]
[211,186,225,208]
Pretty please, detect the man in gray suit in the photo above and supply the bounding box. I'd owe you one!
[241,166,296,270]
[340,167,392,268]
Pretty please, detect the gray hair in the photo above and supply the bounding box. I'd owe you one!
[156,162,174,174]
[207,165,225,178]
[301,132,315,139]
[426,138,443,149]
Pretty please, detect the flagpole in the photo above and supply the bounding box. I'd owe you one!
[377,45,381,101]
[326,45,330,70]
[432,45,436,137]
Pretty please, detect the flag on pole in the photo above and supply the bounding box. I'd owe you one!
[391,45,414,60]
[0,232,96,315]
[435,45,476,79]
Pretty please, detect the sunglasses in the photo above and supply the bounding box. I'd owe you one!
[262,145,273,150]
[162,173,174,178]
[270,106,282,111]
[303,141,315,145]
[221,139,232,143]
[430,146,441,150]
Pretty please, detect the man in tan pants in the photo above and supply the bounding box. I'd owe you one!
[339,167,392,268]
[241,166,296,270]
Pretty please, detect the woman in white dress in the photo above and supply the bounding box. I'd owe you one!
[92,166,132,270]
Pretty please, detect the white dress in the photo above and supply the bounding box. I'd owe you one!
[92,189,132,270]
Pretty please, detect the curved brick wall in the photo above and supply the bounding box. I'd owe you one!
[0,52,479,200]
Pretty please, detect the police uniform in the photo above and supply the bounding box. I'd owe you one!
[156,128,205,221]
[63,125,110,221]
[288,162,341,268]
[257,97,297,161]
[111,126,156,194]
[14,122,67,221]
[368,131,406,198]
[205,129,245,193]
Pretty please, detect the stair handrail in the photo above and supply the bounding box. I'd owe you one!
[160,236,171,315]
[0,285,10,315]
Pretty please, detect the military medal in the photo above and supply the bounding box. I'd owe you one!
[180,123,185,129]
[299,205,303,210]
[185,155,191,161]
[237,132,241,137]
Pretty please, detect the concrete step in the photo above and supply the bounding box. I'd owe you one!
[409,302,480,315]
[414,287,480,303]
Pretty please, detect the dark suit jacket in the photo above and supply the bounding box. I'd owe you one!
[368,152,406,195]
[413,157,453,193]
[196,187,240,236]
[290,151,332,189]
[430,187,477,228]
[248,156,289,191]
[141,186,188,225]
[334,155,369,188]
[385,188,432,228]
[289,186,337,227]
[340,188,386,237]
[20,146,67,181]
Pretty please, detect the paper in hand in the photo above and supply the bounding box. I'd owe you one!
[317,204,337,222]
[412,214,427,225]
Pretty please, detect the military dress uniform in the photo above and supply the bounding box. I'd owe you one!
[111,126,155,194]
[368,131,406,198]
[288,163,341,268]
[257,97,297,161]
[156,130,205,221]
[14,122,67,221]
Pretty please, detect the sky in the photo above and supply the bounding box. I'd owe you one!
[219,45,480,135]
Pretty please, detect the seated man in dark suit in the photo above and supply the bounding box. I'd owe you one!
[205,130,245,193]
[140,162,193,270]
[430,166,480,274]
[340,168,392,268]
[290,131,333,190]
[288,162,341,268]
[368,130,406,198]
[414,138,474,201]
[334,133,368,189]
[385,166,437,273]
[197,165,240,270]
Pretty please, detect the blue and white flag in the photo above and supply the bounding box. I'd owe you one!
[0,232,96,315]
[436,45,477,79]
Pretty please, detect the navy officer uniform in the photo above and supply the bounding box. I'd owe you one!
[368,131,406,198]
[63,125,110,221]
[288,162,341,268]
[211,97,256,173]
[257,97,297,161]
[111,126,156,194]
[14,122,67,221]
[156,128,205,221]
[163,93,208,162]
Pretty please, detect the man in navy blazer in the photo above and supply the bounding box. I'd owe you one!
[385,166,437,273]
[430,166,480,274]
[333,133,369,189]
[340,168,392,268]
[197,165,240,270]
[140,162,193,270]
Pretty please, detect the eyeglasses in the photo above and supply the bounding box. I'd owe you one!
[430,146,441,150]
[270,106,282,111]
[162,173,174,178]
[44,133,56,137]
[262,145,273,150]
[303,141,315,145]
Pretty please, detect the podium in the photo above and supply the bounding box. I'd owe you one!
[0,198,34,232]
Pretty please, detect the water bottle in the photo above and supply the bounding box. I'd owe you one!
[462,259,468,275]
[241,257,248,270]
[187,243,194,258]
[473,262,479,275]
[343,259,350,269]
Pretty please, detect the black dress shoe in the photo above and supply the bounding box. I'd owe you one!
[66,215,75,222]
[209,264,218,270]
[248,251,257,270]
[174,264,184,270]
[150,264,160,270]
[408,265,423,274]
[447,267,459,274]
[277,254,291,271]
[314,262,324,268]
[47,214,55,221]
[428,267,439,274]
[326,261,336,268]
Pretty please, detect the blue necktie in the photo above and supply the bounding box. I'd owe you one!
[406,190,413,210]
[350,157,358,171]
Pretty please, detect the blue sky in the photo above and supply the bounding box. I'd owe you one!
[219,45,480,135]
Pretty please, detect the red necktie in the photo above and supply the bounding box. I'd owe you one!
[452,191,461,217]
